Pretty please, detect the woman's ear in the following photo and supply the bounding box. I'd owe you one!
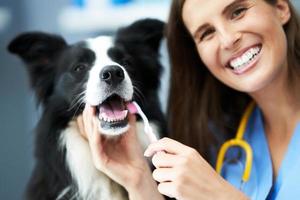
[275,0,291,25]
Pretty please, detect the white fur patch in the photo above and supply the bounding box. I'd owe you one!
[84,36,133,106]
[59,121,127,200]
[58,120,160,200]
[84,36,134,136]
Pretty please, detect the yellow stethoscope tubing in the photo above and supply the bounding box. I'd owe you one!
[216,101,255,182]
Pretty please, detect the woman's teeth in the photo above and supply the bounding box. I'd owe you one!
[229,46,261,70]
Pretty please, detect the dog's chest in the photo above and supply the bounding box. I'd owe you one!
[59,121,159,200]
[59,121,127,200]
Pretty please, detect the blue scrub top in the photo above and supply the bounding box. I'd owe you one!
[221,107,300,200]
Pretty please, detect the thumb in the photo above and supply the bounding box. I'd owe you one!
[128,113,137,125]
[126,113,137,138]
[76,115,87,139]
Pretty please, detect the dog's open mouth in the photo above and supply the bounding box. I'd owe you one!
[96,94,130,135]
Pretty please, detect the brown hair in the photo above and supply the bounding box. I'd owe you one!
[166,0,300,162]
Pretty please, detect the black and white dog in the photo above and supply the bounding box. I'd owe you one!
[8,19,166,200]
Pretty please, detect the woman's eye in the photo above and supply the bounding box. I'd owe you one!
[231,7,247,19]
[200,28,215,41]
[73,63,88,72]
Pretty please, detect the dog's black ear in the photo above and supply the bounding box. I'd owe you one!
[7,32,67,105]
[8,32,67,64]
[115,18,165,52]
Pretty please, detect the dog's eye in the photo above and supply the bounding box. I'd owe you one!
[122,60,132,67]
[73,63,88,72]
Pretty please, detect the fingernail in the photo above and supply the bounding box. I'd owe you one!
[144,148,151,157]
[88,105,93,114]
[91,106,96,115]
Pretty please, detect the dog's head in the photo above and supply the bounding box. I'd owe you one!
[8,19,165,136]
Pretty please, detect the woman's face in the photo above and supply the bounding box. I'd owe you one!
[182,0,291,93]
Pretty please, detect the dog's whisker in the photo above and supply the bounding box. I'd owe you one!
[71,97,86,120]
[69,93,84,109]
[70,90,86,105]
[67,92,86,121]
[133,85,146,107]
[68,97,84,112]
[56,186,71,200]
[69,191,79,200]
[73,101,85,119]
[68,92,86,112]
[133,86,144,100]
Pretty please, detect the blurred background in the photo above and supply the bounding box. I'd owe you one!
[0,0,171,199]
[1,0,300,199]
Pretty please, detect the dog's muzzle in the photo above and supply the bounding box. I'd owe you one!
[95,65,132,136]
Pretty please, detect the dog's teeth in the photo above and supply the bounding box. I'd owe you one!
[99,110,129,123]
[100,113,106,120]
[123,110,128,118]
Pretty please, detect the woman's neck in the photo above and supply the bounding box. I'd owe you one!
[249,69,300,178]
[249,71,300,138]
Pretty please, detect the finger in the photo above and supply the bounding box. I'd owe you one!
[152,151,178,168]
[90,115,101,143]
[124,113,142,145]
[83,104,96,124]
[82,105,92,136]
[87,116,106,171]
[128,113,136,124]
[86,104,96,115]
[144,137,190,157]
[76,115,87,139]
[157,182,177,198]
[82,107,103,153]
[80,105,108,171]
[152,168,176,183]
[127,113,137,134]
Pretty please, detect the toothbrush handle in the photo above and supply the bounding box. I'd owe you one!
[132,101,158,143]
[145,126,158,143]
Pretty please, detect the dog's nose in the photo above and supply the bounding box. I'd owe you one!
[100,65,125,85]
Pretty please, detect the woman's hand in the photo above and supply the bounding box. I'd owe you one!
[144,137,249,200]
[76,105,164,200]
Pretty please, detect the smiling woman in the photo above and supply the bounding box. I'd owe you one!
[144,0,300,199]
[182,0,290,93]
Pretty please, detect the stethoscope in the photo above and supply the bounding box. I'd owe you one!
[216,101,255,187]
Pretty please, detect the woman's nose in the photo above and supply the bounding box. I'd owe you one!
[218,26,241,50]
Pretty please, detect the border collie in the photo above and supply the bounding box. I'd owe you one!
[8,19,166,200]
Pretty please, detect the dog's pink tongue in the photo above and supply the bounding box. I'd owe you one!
[99,100,126,119]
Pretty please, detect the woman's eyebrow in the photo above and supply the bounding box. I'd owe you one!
[193,24,209,39]
[192,0,247,39]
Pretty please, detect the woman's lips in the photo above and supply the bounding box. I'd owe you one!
[226,44,262,75]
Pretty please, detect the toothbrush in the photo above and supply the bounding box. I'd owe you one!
[127,101,158,143]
